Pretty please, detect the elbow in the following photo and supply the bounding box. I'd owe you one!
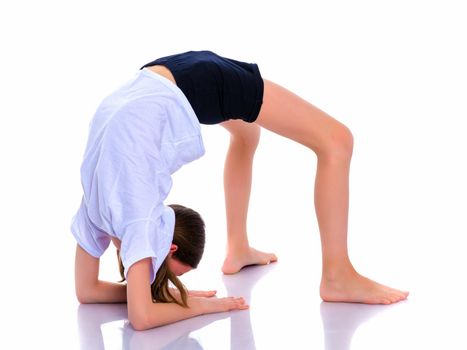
[128,307,153,331]
[75,288,94,304]
[130,320,149,331]
[76,294,90,304]
[129,313,151,331]
[129,308,166,330]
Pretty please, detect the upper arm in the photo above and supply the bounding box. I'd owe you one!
[126,258,153,330]
[75,244,99,303]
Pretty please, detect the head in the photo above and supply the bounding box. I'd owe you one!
[166,245,195,277]
[117,204,205,308]
[167,204,205,270]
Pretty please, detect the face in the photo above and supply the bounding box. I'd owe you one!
[167,255,193,276]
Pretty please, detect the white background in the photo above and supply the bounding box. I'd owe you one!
[1,1,466,349]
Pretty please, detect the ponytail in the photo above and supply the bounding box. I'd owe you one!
[116,250,189,307]
[152,259,188,307]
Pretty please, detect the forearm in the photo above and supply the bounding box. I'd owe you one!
[134,297,202,330]
[126,258,245,330]
[79,280,127,304]
[134,296,247,330]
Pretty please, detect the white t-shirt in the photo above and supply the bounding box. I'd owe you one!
[71,69,205,283]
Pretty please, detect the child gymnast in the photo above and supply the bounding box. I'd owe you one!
[72,50,408,330]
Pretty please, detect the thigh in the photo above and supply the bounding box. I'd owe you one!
[255,79,351,154]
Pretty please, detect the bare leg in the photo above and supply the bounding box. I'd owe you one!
[220,119,278,274]
[255,79,409,304]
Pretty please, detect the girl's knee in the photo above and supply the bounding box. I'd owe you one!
[339,124,354,155]
[320,123,353,161]
[227,122,261,150]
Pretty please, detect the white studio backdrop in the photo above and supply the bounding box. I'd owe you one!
[0,0,466,348]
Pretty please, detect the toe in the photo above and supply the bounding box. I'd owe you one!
[398,292,408,300]
[395,290,408,300]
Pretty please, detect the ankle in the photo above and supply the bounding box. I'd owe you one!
[322,259,356,280]
[226,241,250,254]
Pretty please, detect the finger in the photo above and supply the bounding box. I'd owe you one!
[236,297,247,305]
[233,302,249,310]
[226,297,249,310]
[189,290,217,297]
[225,296,244,302]
[235,298,249,309]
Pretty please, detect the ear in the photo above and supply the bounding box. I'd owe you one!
[169,244,178,253]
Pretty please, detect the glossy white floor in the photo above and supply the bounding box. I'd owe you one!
[71,262,467,350]
[4,216,467,350]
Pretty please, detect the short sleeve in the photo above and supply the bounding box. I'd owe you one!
[70,197,111,258]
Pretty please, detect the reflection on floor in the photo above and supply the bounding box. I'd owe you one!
[77,264,275,350]
[74,263,429,350]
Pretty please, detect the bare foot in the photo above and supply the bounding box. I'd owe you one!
[320,268,409,305]
[222,247,278,274]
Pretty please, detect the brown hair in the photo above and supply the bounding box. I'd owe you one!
[117,204,205,307]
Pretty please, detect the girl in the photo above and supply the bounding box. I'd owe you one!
[72,50,408,331]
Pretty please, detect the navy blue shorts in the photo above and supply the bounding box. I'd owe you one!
[140,50,264,125]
